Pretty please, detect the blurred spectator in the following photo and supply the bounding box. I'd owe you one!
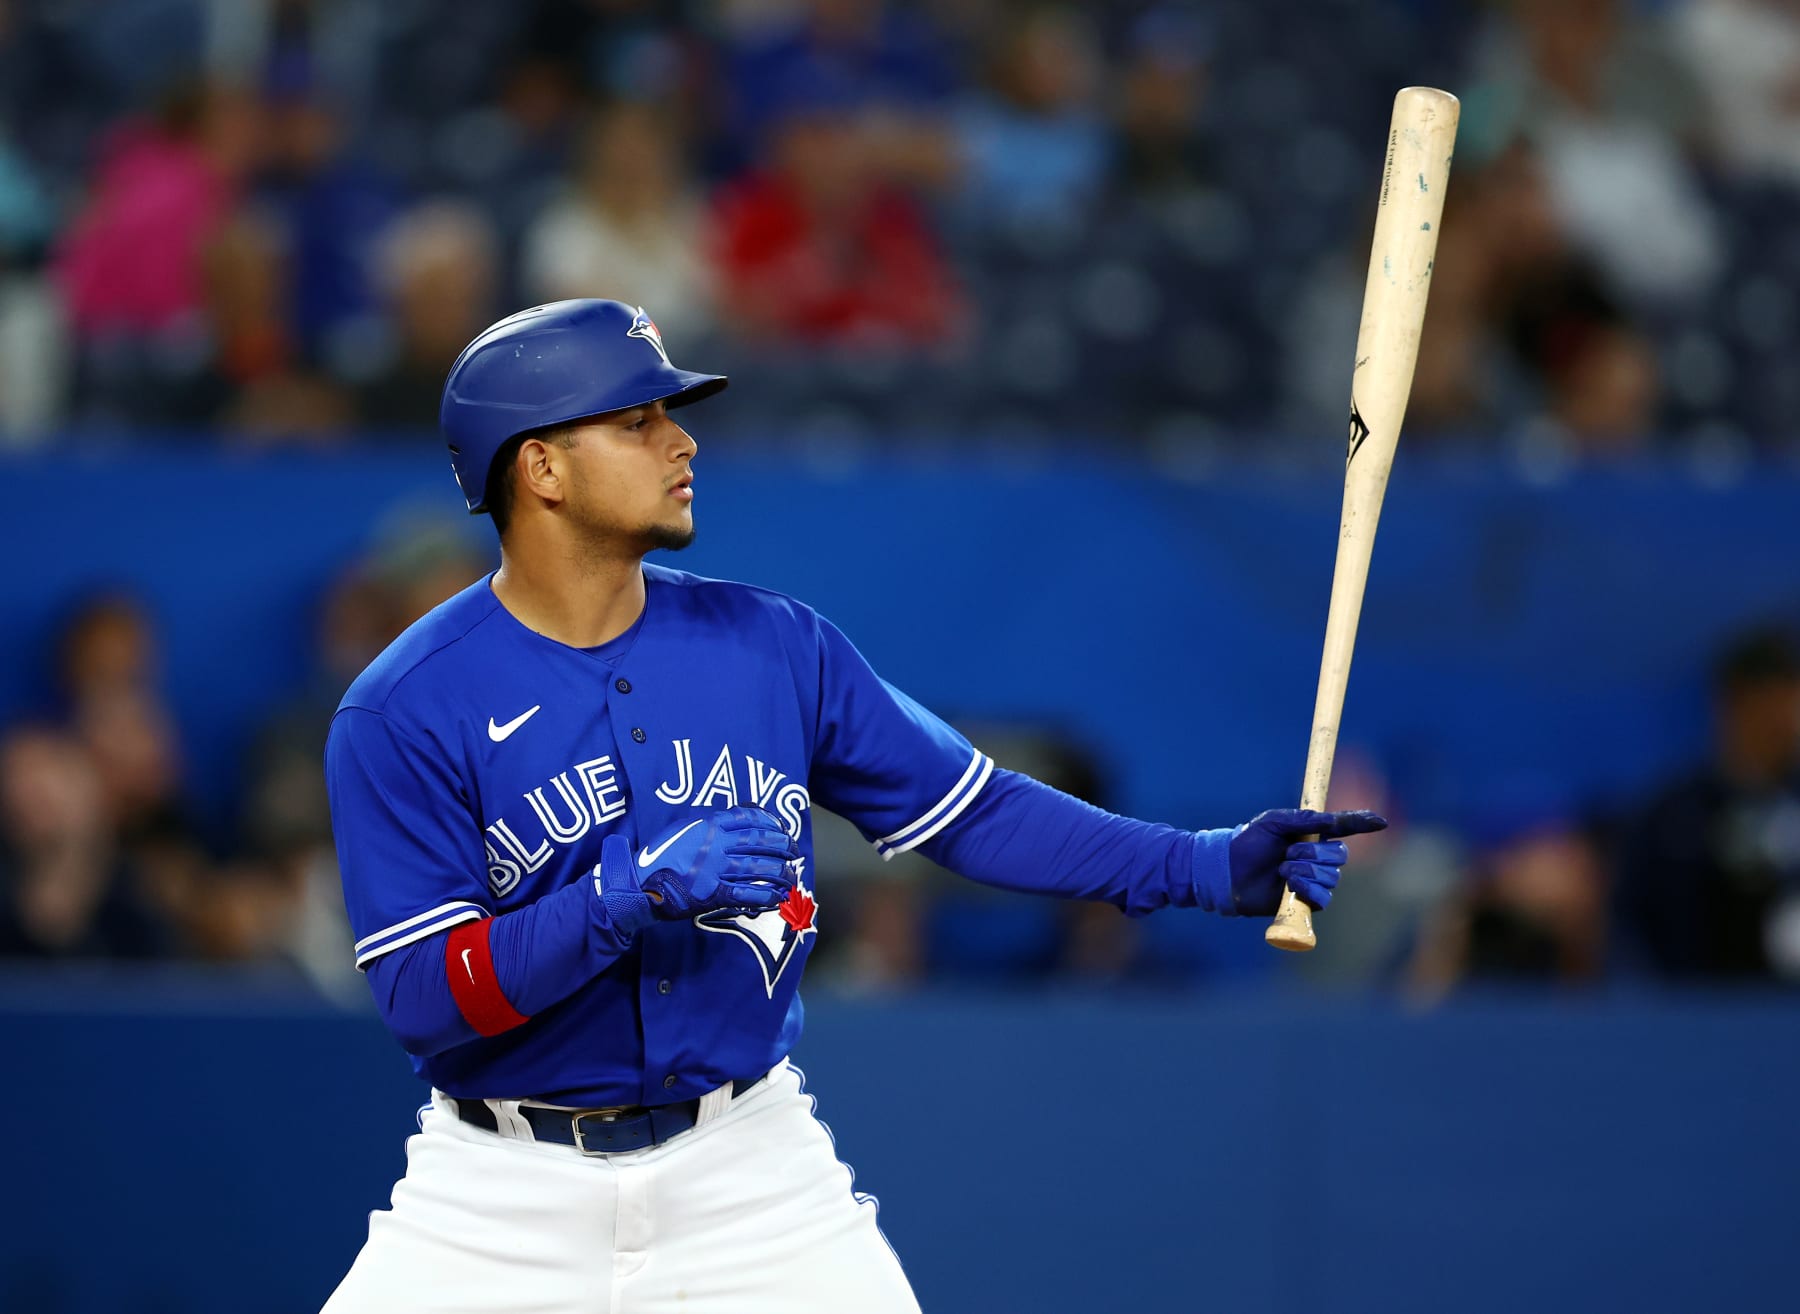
[522,101,714,341]
[1614,627,1800,981]
[951,6,1109,230]
[0,132,53,262]
[439,34,588,246]
[1462,0,1721,308]
[207,210,353,440]
[721,0,957,169]
[1530,320,1660,453]
[177,856,300,962]
[1407,811,1608,997]
[57,590,157,703]
[513,0,699,107]
[369,515,495,630]
[0,106,64,443]
[257,84,399,370]
[0,271,67,443]
[243,570,392,866]
[1454,142,1663,452]
[351,200,500,431]
[54,80,262,425]
[205,0,385,113]
[54,594,212,932]
[710,85,962,348]
[0,0,133,173]
[1673,0,1800,189]
[0,725,172,959]
[1108,6,1214,205]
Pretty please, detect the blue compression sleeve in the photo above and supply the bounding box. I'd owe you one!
[365,874,634,1057]
[915,768,1238,916]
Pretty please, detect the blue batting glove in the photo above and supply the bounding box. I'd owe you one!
[592,806,799,934]
[1226,808,1388,916]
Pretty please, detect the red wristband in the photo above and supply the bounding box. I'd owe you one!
[444,919,530,1036]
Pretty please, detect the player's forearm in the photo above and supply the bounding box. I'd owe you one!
[917,768,1235,916]
[366,876,635,1057]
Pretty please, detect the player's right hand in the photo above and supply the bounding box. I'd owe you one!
[591,807,799,934]
[1225,808,1388,915]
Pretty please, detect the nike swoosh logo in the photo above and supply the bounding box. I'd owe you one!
[488,705,542,742]
[460,948,475,983]
[639,819,705,869]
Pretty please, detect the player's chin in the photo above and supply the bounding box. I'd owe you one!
[643,517,696,552]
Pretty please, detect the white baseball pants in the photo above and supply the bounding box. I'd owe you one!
[321,1061,920,1314]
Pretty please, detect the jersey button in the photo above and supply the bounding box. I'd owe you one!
[615,678,631,694]
[657,978,672,995]
[663,1074,678,1090]
[631,727,647,743]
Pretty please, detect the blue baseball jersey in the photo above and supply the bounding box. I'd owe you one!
[325,565,992,1106]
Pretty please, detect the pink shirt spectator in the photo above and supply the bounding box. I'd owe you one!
[54,121,235,337]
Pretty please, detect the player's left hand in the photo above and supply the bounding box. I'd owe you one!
[1226,808,1388,916]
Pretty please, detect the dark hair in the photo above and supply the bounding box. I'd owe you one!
[1715,626,1800,695]
[487,425,577,539]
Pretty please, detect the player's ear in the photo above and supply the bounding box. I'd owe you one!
[515,436,569,509]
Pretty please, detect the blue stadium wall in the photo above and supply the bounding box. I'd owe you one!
[2,979,1795,1314]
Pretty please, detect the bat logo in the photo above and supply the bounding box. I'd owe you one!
[1347,400,1370,465]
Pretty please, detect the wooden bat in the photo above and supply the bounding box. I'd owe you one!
[1264,87,1459,953]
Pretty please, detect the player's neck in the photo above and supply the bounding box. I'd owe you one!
[490,545,646,649]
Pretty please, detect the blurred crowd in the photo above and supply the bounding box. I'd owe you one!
[6,542,1800,998]
[0,0,1798,454]
[0,523,496,995]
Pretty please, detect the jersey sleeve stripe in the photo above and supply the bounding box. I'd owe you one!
[353,900,489,952]
[353,905,487,970]
[874,749,985,847]
[874,752,994,860]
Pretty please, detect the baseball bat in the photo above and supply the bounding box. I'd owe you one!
[1264,87,1459,953]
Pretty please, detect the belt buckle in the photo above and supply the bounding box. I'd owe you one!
[571,1106,633,1155]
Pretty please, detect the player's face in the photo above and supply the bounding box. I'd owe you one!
[564,400,698,552]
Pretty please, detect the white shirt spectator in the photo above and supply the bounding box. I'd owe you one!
[522,192,713,344]
[1673,0,1800,189]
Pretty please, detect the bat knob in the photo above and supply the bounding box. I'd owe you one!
[1265,891,1317,952]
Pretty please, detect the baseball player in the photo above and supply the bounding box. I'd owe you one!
[321,298,1385,1312]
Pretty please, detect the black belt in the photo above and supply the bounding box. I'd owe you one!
[452,1075,764,1155]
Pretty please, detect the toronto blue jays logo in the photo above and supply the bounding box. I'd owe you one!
[626,306,672,366]
[696,861,817,997]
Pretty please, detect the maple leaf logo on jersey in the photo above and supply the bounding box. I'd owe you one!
[626,306,672,366]
[696,860,817,998]
[779,885,815,933]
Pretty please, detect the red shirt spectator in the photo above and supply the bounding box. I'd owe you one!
[710,109,960,349]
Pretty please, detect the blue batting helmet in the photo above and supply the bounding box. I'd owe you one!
[440,299,728,514]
